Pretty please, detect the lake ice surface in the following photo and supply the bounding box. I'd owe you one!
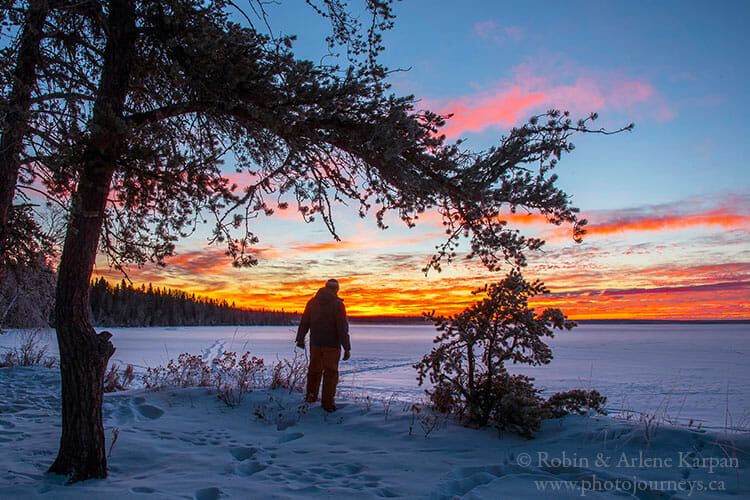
[3,322,748,431]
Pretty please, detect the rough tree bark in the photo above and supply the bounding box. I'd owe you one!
[0,0,50,252]
[48,0,136,481]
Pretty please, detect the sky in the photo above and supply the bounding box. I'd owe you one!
[93,0,750,319]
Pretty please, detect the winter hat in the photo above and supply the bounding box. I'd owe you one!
[325,279,340,291]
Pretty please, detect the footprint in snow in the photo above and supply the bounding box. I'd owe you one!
[277,431,304,443]
[111,403,135,425]
[130,486,156,493]
[136,404,164,420]
[194,487,222,500]
[337,463,364,474]
[229,446,257,461]
[376,487,401,498]
[235,460,267,476]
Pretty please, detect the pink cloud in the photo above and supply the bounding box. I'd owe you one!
[474,21,524,43]
[428,62,673,138]
[653,104,676,121]
[474,20,496,39]
[608,80,655,107]
[436,87,547,138]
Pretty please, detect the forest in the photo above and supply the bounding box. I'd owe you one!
[0,271,297,329]
[89,278,297,327]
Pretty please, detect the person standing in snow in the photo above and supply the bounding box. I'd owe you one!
[295,279,351,412]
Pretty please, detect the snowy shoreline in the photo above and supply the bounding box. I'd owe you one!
[2,366,748,499]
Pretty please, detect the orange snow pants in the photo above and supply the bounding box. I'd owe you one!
[306,345,341,409]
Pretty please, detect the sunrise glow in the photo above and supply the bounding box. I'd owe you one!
[91,2,748,321]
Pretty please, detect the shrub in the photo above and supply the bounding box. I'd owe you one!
[485,373,546,438]
[142,350,267,406]
[426,381,457,414]
[104,363,135,392]
[142,352,212,389]
[415,269,605,437]
[142,364,168,390]
[542,389,607,418]
[233,352,267,393]
[213,351,265,407]
[170,353,213,387]
[269,351,306,393]
[408,403,444,438]
[0,329,56,368]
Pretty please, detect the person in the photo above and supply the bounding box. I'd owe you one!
[295,279,350,412]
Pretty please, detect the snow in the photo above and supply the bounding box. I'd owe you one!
[1,323,749,498]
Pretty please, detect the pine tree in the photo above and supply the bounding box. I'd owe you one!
[416,270,585,437]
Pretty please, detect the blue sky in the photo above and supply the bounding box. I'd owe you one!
[257,1,749,206]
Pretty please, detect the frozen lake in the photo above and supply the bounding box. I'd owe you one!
[2,322,748,431]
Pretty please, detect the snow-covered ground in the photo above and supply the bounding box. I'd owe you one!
[1,366,749,498]
[1,323,749,498]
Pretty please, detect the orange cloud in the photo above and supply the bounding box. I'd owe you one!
[412,197,749,246]
[291,240,367,253]
[531,281,750,320]
[585,207,750,237]
[164,248,231,275]
[414,207,557,230]
[533,197,750,242]
[501,212,552,226]
[638,262,750,282]
[289,233,443,255]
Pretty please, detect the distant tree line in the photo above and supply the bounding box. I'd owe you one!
[88,277,297,327]
[1,261,298,329]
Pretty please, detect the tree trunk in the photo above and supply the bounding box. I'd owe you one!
[49,143,119,479]
[48,0,136,482]
[0,0,49,255]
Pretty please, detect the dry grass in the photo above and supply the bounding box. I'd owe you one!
[104,363,135,392]
[0,329,56,368]
[142,349,305,407]
[269,351,306,393]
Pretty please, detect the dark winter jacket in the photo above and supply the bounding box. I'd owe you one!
[296,287,350,351]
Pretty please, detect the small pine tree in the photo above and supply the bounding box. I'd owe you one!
[415,269,605,437]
